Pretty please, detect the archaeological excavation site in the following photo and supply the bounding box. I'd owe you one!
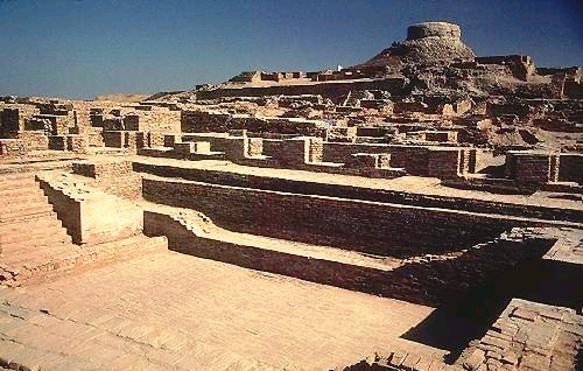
[0,18,582,371]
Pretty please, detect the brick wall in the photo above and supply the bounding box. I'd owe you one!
[0,139,27,156]
[144,210,555,307]
[142,178,519,258]
[73,160,142,200]
[558,153,583,184]
[181,111,328,137]
[133,161,583,222]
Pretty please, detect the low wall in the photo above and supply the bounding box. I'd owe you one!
[38,174,143,245]
[196,78,408,99]
[142,177,525,258]
[559,153,583,183]
[133,161,583,223]
[72,160,142,200]
[144,210,555,306]
[181,111,328,137]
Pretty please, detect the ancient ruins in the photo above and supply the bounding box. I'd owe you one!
[0,21,582,370]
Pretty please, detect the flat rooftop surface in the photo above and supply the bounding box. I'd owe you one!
[0,251,445,370]
[132,157,583,212]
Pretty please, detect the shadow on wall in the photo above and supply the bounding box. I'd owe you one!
[402,253,583,362]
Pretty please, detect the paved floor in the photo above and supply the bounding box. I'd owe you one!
[0,250,446,370]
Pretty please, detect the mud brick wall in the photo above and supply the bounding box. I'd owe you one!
[322,142,393,163]
[134,161,583,222]
[142,178,518,258]
[37,114,74,135]
[308,138,324,162]
[103,131,124,147]
[426,148,463,178]
[135,109,181,133]
[67,135,87,153]
[322,143,431,174]
[48,135,67,150]
[196,77,408,99]
[123,115,140,131]
[87,127,104,147]
[261,139,283,157]
[559,153,583,183]
[0,108,20,135]
[247,138,263,157]
[38,175,142,245]
[73,160,142,200]
[0,106,36,137]
[182,134,231,152]
[124,131,145,152]
[0,139,26,156]
[145,211,554,307]
[271,138,310,166]
[146,132,166,148]
[181,111,327,137]
[506,152,559,184]
[181,111,234,133]
[17,131,48,151]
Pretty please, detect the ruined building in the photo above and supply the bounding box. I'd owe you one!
[0,22,582,370]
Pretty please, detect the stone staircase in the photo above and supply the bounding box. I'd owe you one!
[0,173,167,286]
[0,174,76,279]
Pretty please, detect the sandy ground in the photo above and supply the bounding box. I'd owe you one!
[0,251,446,370]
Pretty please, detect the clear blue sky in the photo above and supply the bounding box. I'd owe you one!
[1,0,581,99]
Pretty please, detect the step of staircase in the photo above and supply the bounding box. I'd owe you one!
[0,235,168,287]
[0,179,38,192]
[0,203,54,221]
[0,231,72,252]
[0,215,63,233]
[0,225,67,246]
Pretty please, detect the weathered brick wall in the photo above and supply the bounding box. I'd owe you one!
[87,127,104,147]
[103,130,144,153]
[38,174,142,245]
[134,161,583,222]
[142,178,517,258]
[0,139,27,156]
[322,143,431,174]
[144,210,554,307]
[103,131,124,147]
[559,153,583,183]
[17,131,49,151]
[73,160,142,200]
[181,111,328,137]
[196,77,408,99]
[0,106,36,137]
[134,109,181,133]
[48,135,67,150]
[426,148,462,178]
[505,151,559,184]
[182,134,231,152]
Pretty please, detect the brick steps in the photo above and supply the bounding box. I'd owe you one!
[0,203,54,221]
[6,235,168,287]
[1,232,72,254]
[0,212,59,230]
[3,242,76,268]
[0,174,168,287]
[4,191,47,204]
[0,224,70,245]
[0,180,38,192]
[0,182,42,194]
[0,175,77,284]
